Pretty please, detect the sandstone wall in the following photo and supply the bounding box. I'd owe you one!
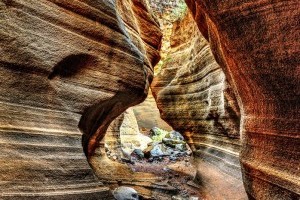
[132,89,172,132]
[151,12,244,198]
[185,0,300,199]
[152,13,240,137]
[0,0,161,199]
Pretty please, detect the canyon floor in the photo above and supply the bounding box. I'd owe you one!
[103,155,202,200]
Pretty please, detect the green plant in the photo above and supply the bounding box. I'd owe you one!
[170,0,187,20]
[164,55,173,63]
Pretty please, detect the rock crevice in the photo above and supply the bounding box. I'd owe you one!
[151,12,245,199]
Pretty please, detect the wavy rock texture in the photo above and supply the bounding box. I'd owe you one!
[0,0,161,199]
[151,12,245,199]
[152,13,240,137]
[185,0,300,199]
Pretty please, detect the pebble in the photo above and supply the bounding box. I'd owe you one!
[170,156,177,161]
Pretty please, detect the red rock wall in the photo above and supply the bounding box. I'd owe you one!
[185,0,300,199]
[0,0,161,198]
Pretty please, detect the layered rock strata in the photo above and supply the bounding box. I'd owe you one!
[151,12,244,199]
[0,0,161,199]
[185,0,300,199]
[152,13,240,138]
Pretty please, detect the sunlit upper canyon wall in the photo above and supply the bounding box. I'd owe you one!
[0,0,161,199]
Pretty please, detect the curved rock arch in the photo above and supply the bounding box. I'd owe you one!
[0,0,161,199]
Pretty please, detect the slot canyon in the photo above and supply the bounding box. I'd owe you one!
[0,0,299,199]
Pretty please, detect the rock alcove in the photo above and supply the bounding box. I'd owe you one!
[91,93,198,199]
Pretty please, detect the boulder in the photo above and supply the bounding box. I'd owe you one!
[131,149,145,160]
[150,144,165,157]
[166,131,185,141]
[162,138,186,148]
[143,143,170,158]
[113,186,139,200]
[150,127,169,142]
[175,144,187,152]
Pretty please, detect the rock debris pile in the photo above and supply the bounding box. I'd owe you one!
[106,127,192,164]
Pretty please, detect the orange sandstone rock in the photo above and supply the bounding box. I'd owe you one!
[185,0,300,199]
[151,12,245,199]
[0,0,161,198]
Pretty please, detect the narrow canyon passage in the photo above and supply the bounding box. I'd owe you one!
[88,1,248,199]
[0,0,299,200]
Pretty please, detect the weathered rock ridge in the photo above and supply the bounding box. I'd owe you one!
[0,0,161,199]
[152,12,245,199]
[185,0,300,199]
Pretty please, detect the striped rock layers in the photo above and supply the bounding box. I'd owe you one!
[0,0,161,199]
[151,13,245,199]
[185,0,300,199]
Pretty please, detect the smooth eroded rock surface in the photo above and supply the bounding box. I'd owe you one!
[0,0,161,199]
[152,12,240,137]
[185,0,300,199]
[151,12,245,199]
[102,108,152,161]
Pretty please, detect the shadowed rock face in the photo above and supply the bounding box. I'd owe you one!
[151,13,245,199]
[0,0,161,199]
[185,0,300,199]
